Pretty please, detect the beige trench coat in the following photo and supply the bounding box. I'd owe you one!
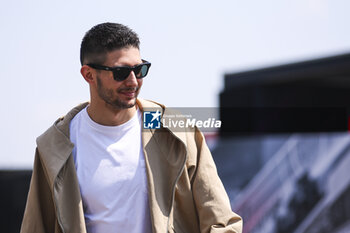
[21,99,242,233]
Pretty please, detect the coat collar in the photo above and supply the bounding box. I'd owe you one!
[37,99,188,185]
[136,98,188,147]
[36,102,89,187]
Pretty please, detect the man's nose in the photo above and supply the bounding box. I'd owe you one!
[124,71,138,86]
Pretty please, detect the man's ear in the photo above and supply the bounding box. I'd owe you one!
[81,65,95,84]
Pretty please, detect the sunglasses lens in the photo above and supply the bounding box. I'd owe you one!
[111,63,150,81]
[134,64,149,79]
[141,65,148,77]
[113,68,131,81]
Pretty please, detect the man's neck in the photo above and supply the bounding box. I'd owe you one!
[87,101,137,126]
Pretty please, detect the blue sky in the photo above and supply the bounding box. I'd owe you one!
[1,0,350,168]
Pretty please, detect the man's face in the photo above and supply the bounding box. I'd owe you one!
[94,47,143,109]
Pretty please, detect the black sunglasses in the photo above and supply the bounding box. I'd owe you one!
[87,60,151,81]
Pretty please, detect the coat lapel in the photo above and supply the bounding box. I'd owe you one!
[138,99,188,233]
[37,102,89,233]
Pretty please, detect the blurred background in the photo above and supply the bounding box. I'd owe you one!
[1,0,350,232]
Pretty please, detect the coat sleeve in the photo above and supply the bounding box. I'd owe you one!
[20,148,58,233]
[191,129,243,233]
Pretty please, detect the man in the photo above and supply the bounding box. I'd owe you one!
[21,22,242,233]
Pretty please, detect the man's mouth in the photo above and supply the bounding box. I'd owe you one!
[119,88,138,97]
[121,91,135,97]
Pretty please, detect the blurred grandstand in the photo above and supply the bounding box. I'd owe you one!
[213,52,350,233]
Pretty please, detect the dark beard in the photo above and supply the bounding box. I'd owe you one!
[96,75,138,109]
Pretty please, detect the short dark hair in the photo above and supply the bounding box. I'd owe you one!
[80,22,140,66]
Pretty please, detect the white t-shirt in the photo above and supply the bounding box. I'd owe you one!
[69,107,152,233]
